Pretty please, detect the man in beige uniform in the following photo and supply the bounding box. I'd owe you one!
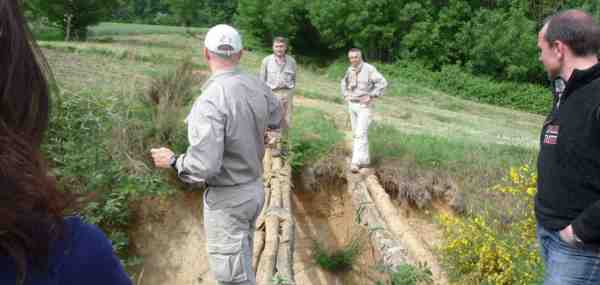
[341,48,388,173]
[260,37,297,155]
[150,24,282,285]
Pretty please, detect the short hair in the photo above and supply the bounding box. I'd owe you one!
[348,48,362,55]
[543,9,600,57]
[273,37,288,45]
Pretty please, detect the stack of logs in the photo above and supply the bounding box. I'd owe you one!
[253,148,295,284]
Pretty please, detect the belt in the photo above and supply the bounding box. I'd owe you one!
[272,87,292,91]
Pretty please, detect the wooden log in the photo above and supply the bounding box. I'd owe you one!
[252,230,265,272]
[253,149,275,271]
[365,175,448,283]
[255,176,272,231]
[264,147,273,173]
[257,174,282,284]
[276,164,295,284]
[348,174,410,270]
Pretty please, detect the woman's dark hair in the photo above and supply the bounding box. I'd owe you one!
[0,1,65,284]
[0,0,53,147]
[0,128,67,284]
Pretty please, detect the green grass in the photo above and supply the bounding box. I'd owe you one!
[31,25,63,41]
[89,22,207,37]
[369,123,536,171]
[288,106,344,172]
[375,263,433,285]
[368,122,537,214]
[312,238,362,273]
[39,33,206,68]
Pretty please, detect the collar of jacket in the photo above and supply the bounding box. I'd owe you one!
[351,62,364,73]
[563,63,600,99]
[202,67,241,90]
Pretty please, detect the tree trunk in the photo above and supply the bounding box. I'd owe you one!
[256,157,283,284]
[276,164,294,284]
[347,174,410,270]
[365,175,448,283]
[65,13,72,41]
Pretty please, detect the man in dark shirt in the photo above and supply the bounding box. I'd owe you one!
[535,9,600,285]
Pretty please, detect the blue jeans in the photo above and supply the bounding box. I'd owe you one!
[537,224,600,285]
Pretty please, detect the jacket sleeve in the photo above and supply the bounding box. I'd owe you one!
[572,105,600,242]
[369,67,388,97]
[175,84,225,184]
[572,202,600,243]
[65,222,133,285]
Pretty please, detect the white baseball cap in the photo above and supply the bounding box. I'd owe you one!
[204,24,243,56]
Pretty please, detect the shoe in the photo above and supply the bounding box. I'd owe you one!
[350,164,360,173]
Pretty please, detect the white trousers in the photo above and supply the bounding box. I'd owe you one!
[348,101,373,166]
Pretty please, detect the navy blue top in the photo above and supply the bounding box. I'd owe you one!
[0,216,132,285]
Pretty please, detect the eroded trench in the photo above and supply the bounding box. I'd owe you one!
[128,152,457,285]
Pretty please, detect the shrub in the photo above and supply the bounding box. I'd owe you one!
[312,237,362,273]
[368,60,551,115]
[387,263,433,285]
[438,165,543,284]
[44,59,202,269]
[27,0,120,40]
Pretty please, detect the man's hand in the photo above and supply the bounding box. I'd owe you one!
[559,224,580,246]
[150,147,175,169]
[264,130,279,145]
[360,95,372,104]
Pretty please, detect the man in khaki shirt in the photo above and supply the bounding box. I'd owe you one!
[260,37,297,155]
[341,48,388,173]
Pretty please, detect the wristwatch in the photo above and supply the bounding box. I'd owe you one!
[169,154,178,171]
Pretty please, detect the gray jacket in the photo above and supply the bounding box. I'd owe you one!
[175,68,282,187]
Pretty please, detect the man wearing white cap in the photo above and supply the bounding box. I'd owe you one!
[150,24,282,285]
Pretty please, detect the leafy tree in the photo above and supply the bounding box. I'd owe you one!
[27,0,121,40]
[161,0,203,26]
[463,0,543,82]
[204,0,238,24]
[235,0,269,48]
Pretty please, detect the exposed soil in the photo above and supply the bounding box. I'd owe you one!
[129,177,389,285]
[292,177,390,285]
[129,191,214,285]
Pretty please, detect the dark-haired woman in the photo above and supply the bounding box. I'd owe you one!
[0,1,132,284]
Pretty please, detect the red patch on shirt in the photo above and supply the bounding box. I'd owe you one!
[543,125,559,145]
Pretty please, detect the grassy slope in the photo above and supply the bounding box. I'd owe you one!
[42,21,544,216]
[40,23,548,283]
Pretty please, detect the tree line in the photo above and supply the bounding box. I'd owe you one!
[26,0,600,84]
[236,0,600,84]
